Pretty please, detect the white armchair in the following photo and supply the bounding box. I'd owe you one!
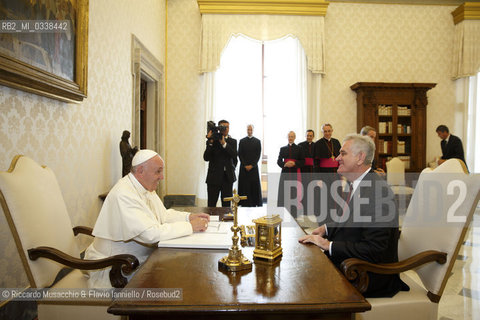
[341,159,479,320]
[0,155,139,320]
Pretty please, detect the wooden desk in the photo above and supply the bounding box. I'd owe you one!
[108,207,370,320]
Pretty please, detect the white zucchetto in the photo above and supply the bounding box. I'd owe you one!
[132,149,158,167]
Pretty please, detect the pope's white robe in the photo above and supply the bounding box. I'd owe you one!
[84,173,193,288]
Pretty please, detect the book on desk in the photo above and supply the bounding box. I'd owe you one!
[157,216,233,249]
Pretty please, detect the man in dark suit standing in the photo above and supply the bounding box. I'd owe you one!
[277,131,305,217]
[299,134,407,298]
[238,124,263,207]
[436,125,466,167]
[204,120,238,207]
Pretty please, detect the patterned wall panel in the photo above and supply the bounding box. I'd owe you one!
[323,3,458,162]
[0,0,165,289]
[166,0,208,201]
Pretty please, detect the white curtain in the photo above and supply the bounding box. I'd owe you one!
[200,14,325,74]
[307,72,322,135]
[204,35,308,174]
[465,73,480,173]
[451,19,480,173]
[452,20,480,79]
[200,13,326,140]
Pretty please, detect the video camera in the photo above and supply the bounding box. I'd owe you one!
[207,121,228,141]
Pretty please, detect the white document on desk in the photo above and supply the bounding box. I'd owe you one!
[157,221,233,249]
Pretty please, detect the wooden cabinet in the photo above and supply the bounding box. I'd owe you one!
[351,82,436,172]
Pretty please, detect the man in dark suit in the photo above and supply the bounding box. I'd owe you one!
[436,125,466,167]
[360,125,385,176]
[277,131,305,217]
[299,134,407,298]
[204,120,238,207]
[238,124,263,207]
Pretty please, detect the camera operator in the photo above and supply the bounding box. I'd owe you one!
[203,120,238,207]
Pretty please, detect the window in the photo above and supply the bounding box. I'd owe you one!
[213,34,307,173]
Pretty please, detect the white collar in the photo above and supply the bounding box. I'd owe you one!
[350,167,371,196]
[128,173,150,197]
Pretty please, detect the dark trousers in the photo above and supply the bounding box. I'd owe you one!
[207,172,233,207]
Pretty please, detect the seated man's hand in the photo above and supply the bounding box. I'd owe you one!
[298,234,330,251]
[311,224,326,237]
[190,217,209,232]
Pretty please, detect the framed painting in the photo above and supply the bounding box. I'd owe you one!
[0,0,88,103]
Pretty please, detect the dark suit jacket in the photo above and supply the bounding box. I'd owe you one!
[204,137,238,185]
[326,170,407,298]
[277,143,305,173]
[441,134,466,164]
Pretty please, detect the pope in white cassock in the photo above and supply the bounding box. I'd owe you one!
[85,149,210,288]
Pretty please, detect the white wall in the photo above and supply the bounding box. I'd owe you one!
[0,0,166,289]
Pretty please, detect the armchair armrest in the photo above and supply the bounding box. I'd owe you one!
[340,250,447,293]
[28,246,139,288]
[73,226,93,237]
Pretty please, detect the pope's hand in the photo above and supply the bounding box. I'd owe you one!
[190,217,209,232]
[189,213,210,222]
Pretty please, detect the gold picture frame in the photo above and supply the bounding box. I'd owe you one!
[0,0,88,103]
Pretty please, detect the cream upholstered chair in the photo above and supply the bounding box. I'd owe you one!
[341,159,479,320]
[386,157,414,195]
[0,155,139,320]
[386,157,414,215]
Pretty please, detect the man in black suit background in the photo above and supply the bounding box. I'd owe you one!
[238,124,263,207]
[204,120,238,207]
[436,125,466,167]
[299,134,407,297]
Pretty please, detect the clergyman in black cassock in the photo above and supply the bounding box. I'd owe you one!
[277,131,305,217]
[238,125,263,207]
[314,124,341,173]
[298,130,316,214]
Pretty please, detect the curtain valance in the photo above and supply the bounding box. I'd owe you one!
[200,14,325,74]
[452,20,480,79]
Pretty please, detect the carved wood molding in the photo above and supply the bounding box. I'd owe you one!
[197,0,329,16]
[452,2,480,25]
